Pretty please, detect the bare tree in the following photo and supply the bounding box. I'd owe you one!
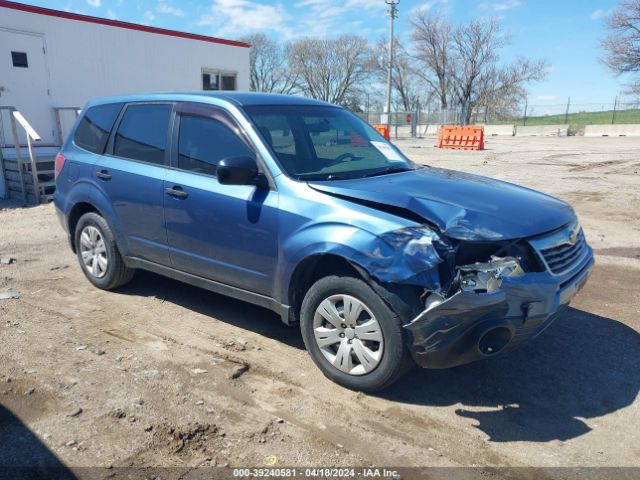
[411,12,547,124]
[372,38,423,111]
[602,0,640,93]
[288,35,373,106]
[410,12,452,110]
[242,33,297,94]
[450,19,547,124]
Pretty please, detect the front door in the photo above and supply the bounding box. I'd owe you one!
[163,104,279,295]
[0,29,55,144]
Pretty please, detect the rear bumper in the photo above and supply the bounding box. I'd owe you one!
[405,250,593,369]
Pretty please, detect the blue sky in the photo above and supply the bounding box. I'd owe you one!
[23,0,629,110]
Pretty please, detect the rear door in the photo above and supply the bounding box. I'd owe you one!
[94,103,172,265]
[163,103,279,295]
[0,29,55,144]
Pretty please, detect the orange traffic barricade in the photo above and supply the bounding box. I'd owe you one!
[372,124,390,140]
[437,125,485,150]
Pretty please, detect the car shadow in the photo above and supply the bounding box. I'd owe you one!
[114,270,305,350]
[0,404,76,479]
[380,307,640,443]
[114,273,639,444]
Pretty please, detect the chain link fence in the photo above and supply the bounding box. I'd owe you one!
[357,99,640,137]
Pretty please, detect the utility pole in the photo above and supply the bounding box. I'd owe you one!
[612,95,618,124]
[384,0,399,133]
[365,92,370,123]
[564,97,571,124]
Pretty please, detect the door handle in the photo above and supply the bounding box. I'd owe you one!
[96,170,112,180]
[165,186,188,199]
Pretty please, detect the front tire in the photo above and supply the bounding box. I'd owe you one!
[300,275,412,392]
[74,212,134,290]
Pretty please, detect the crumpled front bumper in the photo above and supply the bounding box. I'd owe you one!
[404,250,594,369]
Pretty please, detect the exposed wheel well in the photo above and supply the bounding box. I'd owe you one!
[287,253,425,328]
[68,202,99,252]
[288,254,363,325]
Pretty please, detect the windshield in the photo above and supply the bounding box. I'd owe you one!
[243,105,416,180]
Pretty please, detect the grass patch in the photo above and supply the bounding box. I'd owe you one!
[492,109,640,135]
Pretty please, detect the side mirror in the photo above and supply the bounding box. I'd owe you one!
[217,156,266,187]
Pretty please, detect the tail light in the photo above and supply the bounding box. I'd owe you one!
[54,153,66,180]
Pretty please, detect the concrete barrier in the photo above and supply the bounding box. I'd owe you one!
[393,125,412,138]
[418,124,441,136]
[515,125,569,137]
[388,124,442,138]
[483,124,515,136]
[584,124,640,137]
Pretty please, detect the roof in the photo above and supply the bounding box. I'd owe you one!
[0,0,250,48]
[88,92,336,108]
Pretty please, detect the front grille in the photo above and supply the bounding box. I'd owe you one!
[529,222,589,276]
[539,229,587,274]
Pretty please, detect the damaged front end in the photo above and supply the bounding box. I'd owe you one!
[399,223,594,369]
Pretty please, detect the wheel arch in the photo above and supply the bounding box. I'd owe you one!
[287,253,363,325]
[67,202,101,253]
[58,183,129,255]
[286,252,424,328]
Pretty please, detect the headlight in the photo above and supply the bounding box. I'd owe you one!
[380,226,447,267]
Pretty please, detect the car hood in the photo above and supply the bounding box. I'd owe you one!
[307,167,575,241]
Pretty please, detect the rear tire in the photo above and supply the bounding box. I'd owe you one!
[74,212,134,290]
[300,275,412,392]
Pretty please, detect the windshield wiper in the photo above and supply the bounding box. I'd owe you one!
[361,167,412,178]
[299,174,346,181]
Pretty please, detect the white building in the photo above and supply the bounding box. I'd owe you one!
[0,0,250,200]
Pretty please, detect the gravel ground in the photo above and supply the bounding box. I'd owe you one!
[0,136,639,477]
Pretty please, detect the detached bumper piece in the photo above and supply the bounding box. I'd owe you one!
[405,253,593,369]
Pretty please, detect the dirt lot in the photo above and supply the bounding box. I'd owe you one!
[1,136,639,477]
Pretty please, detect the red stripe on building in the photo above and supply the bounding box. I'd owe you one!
[0,0,251,48]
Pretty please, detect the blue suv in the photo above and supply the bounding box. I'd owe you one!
[54,93,593,391]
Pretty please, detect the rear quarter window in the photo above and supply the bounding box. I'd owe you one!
[74,103,123,154]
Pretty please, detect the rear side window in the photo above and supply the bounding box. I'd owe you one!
[177,114,254,176]
[113,104,172,165]
[74,103,122,154]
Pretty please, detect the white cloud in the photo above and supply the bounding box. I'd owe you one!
[106,8,117,19]
[200,0,391,39]
[294,0,380,20]
[412,0,450,15]
[143,10,155,21]
[480,0,521,11]
[291,0,384,37]
[199,0,293,38]
[86,0,101,7]
[590,9,607,20]
[157,0,185,17]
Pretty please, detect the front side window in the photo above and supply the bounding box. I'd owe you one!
[74,103,123,154]
[245,105,415,180]
[177,114,254,176]
[113,104,172,165]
